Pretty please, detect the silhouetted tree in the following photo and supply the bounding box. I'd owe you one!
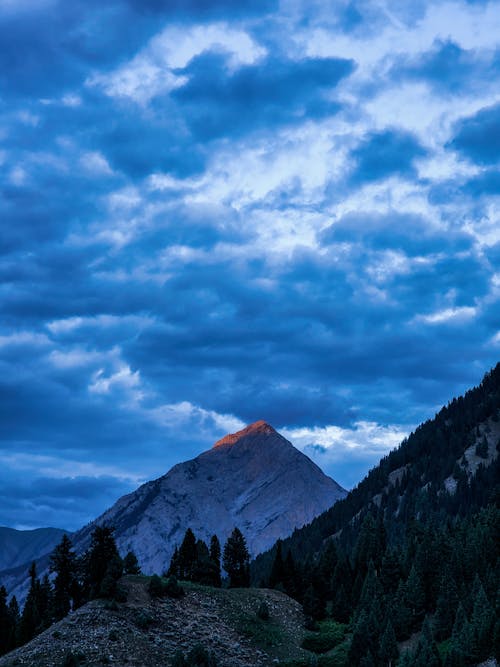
[19,562,43,644]
[178,528,197,581]
[123,550,141,575]
[84,525,122,599]
[223,528,250,587]
[0,586,15,656]
[50,534,78,620]
[209,535,222,587]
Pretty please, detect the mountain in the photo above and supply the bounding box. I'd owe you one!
[0,527,66,572]
[0,421,346,602]
[72,420,346,575]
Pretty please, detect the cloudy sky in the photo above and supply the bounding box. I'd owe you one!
[1,0,499,530]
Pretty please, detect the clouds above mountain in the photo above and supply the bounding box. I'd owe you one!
[1,0,499,529]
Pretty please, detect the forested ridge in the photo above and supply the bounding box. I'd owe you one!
[252,363,500,665]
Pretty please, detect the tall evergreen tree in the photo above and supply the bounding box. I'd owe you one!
[209,535,222,588]
[450,603,472,665]
[167,546,180,578]
[302,583,326,621]
[470,578,495,662]
[434,575,459,641]
[0,586,14,656]
[84,525,122,599]
[8,596,20,650]
[379,620,398,666]
[50,534,78,621]
[178,528,197,581]
[19,562,43,645]
[222,528,250,587]
[269,539,285,589]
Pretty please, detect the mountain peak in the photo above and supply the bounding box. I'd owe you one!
[212,420,277,448]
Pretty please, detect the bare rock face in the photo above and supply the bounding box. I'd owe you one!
[73,421,346,575]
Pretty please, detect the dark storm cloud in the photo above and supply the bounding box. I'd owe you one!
[349,129,426,184]
[172,53,355,139]
[448,102,500,165]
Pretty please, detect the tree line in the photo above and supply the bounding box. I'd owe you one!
[0,524,250,658]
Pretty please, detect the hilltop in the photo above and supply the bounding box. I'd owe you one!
[0,576,309,667]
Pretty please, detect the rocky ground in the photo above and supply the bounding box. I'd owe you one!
[0,577,309,667]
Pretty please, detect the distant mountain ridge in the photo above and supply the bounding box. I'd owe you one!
[0,527,66,573]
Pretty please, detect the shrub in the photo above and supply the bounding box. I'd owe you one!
[164,575,185,599]
[302,621,346,654]
[149,574,185,599]
[135,610,154,629]
[186,644,218,666]
[149,574,163,598]
[304,617,319,631]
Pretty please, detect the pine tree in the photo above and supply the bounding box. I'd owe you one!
[178,528,197,581]
[99,553,124,600]
[38,574,54,629]
[50,534,78,621]
[380,547,402,595]
[404,565,425,630]
[434,575,459,640]
[379,620,398,666]
[167,546,180,578]
[192,539,217,585]
[0,586,14,656]
[8,596,20,650]
[283,549,298,599]
[269,540,285,589]
[84,525,122,599]
[19,562,42,645]
[450,603,472,664]
[470,578,495,662]
[348,610,370,665]
[302,584,326,621]
[123,550,141,575]
[222,528,250,587]
[209,535,222,588]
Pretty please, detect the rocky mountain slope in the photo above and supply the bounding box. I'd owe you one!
[75,420,346,575]
[1,421,345,600]
[0,527,66,572]
[0,576,308,667]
